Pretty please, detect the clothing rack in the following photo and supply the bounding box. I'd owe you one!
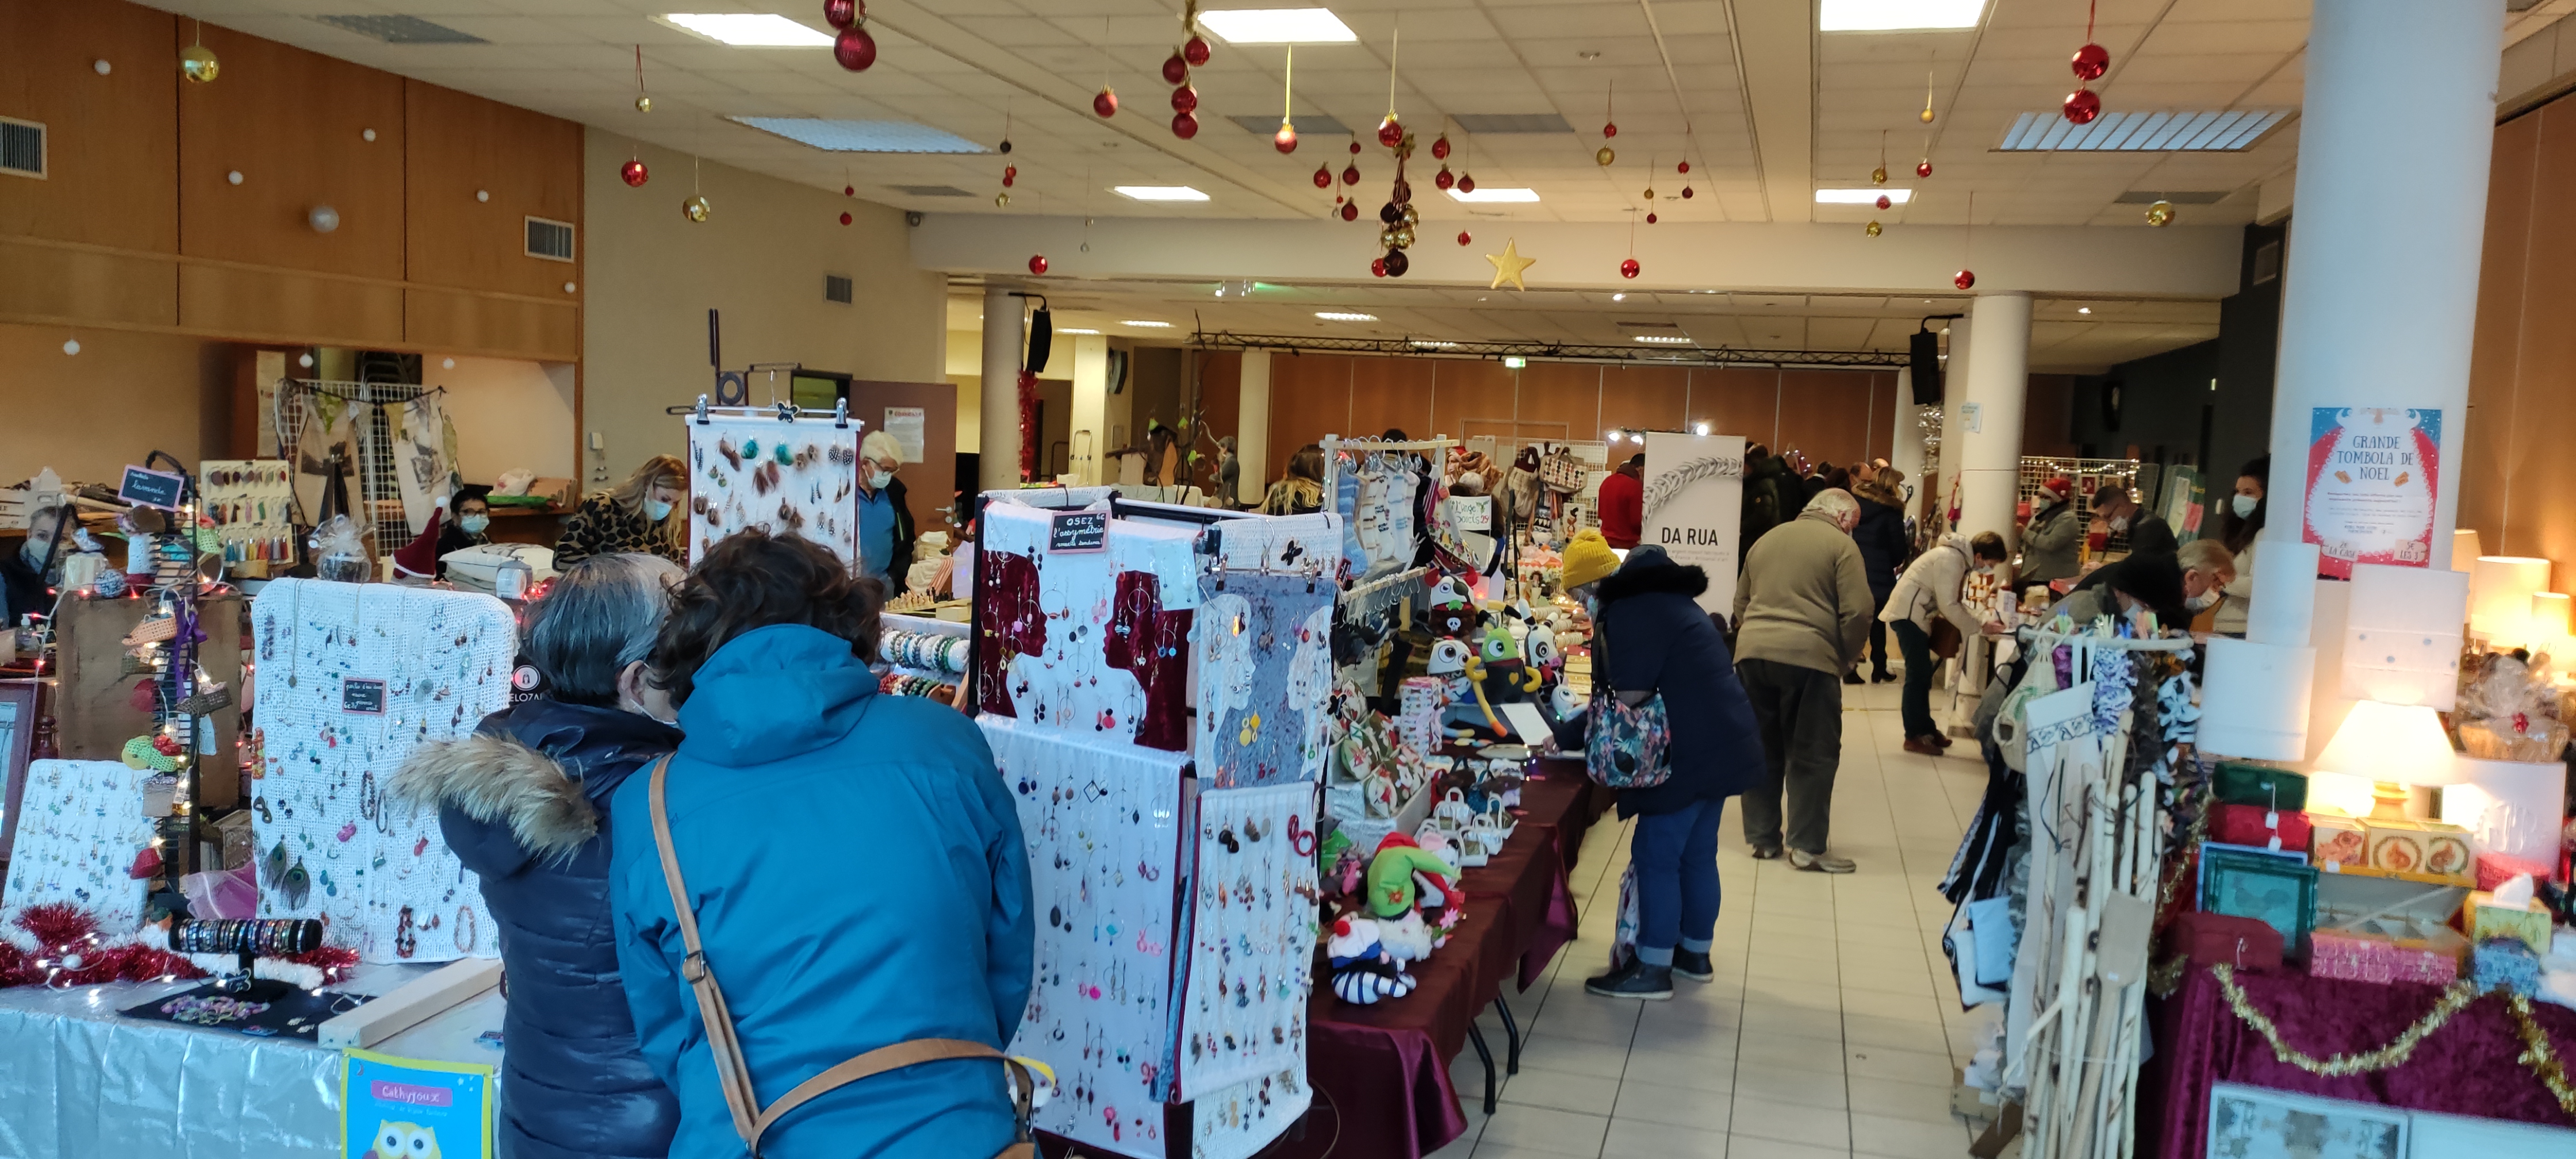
[1340,565,1432,622]
[2014,625,2196,653]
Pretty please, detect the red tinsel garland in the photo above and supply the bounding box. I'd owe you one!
[1016,369,1040,482]
[1,902,209,989]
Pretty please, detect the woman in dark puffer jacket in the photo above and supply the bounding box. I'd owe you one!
[390,554,686,1159]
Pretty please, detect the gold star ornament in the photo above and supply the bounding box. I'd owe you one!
[1485,239,1535,291]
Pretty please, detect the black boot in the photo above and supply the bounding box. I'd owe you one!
[1671,949,1715,982]
[1585,958,1674,1000]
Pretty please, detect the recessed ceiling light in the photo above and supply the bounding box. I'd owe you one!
[1121,320,1174,328]
[1113,185,1210,201]
[2077,306,2091,314]
[1316,311,1377,322]
[1998,109,2288,152]
[1633,335,1693,345]
[1198,8,1358,44]
[1815,188,1914,205]
[1447,186,1540,203]
[1818,0,1987,33]
[1611,293,1627,302]
[1060,328,1102,335]
[656,13,833,47]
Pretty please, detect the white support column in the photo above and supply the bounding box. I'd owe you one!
[1937,317,1971,532]
[1957,292,2032,550]
[1069,335,1109,486]
[1236,350,1272,506]
[979,285,1025,492]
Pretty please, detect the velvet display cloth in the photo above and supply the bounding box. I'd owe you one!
[1278,905,1514,1159]
[1463,782,1584,991]
[2143,964,2576,1159]
[1527,758,1615,874]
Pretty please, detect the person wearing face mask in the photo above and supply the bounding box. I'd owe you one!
[854,429,919,596]
[389,553,687,1159]
[1882,531,2011,755]
[2212,456,2267,636]
[557,455,687,569]
[2017,475,2083,594]
[433,486,495,578]
[2,503,74,624]
[2082,487,2175,566]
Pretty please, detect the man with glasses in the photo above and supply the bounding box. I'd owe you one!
[856,429,918,594]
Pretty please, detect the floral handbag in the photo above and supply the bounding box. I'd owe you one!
[1582,609,1674,789]
[1539,448,1586,494]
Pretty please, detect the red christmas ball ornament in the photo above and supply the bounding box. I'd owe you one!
[823,0,857,28]
[1383,249,1409,277]
[1456,230,1471,245]
[1371,258,1387,277]
[1341,164,1361,186]
[1002,166,1016,187]
[1378,116,1404,148]
[1341,201,1360,221]
[1171,85,1197,114]
[1646,212,1657,224]
[839,211,853,225]
[1875,194,1891,210]
[1680,186,1693,199]
[2063,87,2101,125]
[1432,135,1451,160]
[1603,121,1618,139]
[1183,34,1210,67]
[1435,166,1454,191]
[1349,141,1362,155]
[1094,87,1118,118]
[843,184,854,196]
[1162,51,1189,85]
[1313,165,1332,189]
[1677,160,1690,174]
[1916,160,1933,178]
[1954,269,1976,290]
[1620,258,1640,279]
[833,25,876,71]
[1028,254,1049,275]
[1171,111,1198,139]
[1458,173,1476,194]
[2072,43,2110,82]
[619,159,649,187]
[1275,122,1298,153]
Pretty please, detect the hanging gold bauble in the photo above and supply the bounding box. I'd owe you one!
[181,43,220,84]
[635,95,653,113]
[683,195,711,222]
[1401,204,1419,227]
[2145,199,2175,227]
[1642,186,1655,199]
[1393,225,1415,248]
[996,191,1011,207]
[1595,147,1615,166]
[1920,107,1935,124]
[1866,220,1882,237]
[1871,166,1887,185]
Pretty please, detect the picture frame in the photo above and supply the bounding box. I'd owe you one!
[2199,846,2320,947]
[2208,1082,2407,1159]
[0,680,37,863]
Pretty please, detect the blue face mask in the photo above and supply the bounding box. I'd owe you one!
[459,514,489,535]
[645,498,674,523]
[2232,494,2259,519]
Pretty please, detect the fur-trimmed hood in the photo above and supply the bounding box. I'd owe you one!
[1597,544,1709,605]
[389,733,599,861]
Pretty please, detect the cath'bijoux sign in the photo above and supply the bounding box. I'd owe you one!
[1639,432,1747,614]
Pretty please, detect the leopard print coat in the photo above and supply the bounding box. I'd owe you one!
[551,493,684,567]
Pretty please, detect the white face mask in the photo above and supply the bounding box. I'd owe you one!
[2109,515,2130,532]
[459,514,489,535]
[2232,494,2259,519]
[20,539,47,569]
[645,498,674,522]
[868,470,894,490]
[2186,589,2220,612]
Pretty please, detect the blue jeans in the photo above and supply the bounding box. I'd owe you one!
[1630,798,1725,963]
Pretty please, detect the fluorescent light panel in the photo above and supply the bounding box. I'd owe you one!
[1059,328,1102,335]
[1447,186,1540,203]
[1316,311,1377,321]
[730,117,988,153]
[1998,109,2289,152]
[1198,8,1358,44]
[1121,320,1174,328]
[1815,188,1914,204]
[1818,0,1987,32]
[656,13,832,47]
[1111,186,1209,202]
[1633,335,1693,345]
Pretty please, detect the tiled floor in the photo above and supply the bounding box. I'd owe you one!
[1429,678,2000,1159]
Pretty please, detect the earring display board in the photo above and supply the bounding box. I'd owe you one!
[1172,782,1318,1102]
[1184,1069,1312,1159]
[200,459,297,575]
[1193,515,1340,790]
[986,717,1186,1159]
[975,500,1201,751]
[250,580,513,963]
[0,760,158,935]
[683,416,861,565]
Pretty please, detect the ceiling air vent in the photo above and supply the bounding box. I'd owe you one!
[524,216,574,263]
[0,117,45,179]
[825,275,853,304]
[890,185,972,198]
[1224,114,1353,137]
[1454,113,1575,135]
[311,14,488,44]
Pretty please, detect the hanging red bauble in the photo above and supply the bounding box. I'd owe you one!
[1378,201,1402,224]
[2072,43,2110,82]
[620,159,649,187]
[1677,160,1690,174]
[1432,135,1450,160]
[1954,270,1976,290]
[1680,186,1693,198]
[1183,34,1210,67]
[1162,52,1189,85]
[1456,230,1471,245]
[1275,122,1298,153]
[1916,160,1933,178]
[1002,166,1016,186]
[833,26,876,71]
[1172,112,1198,139]
[1620,258,1640,279]
[1603,121,1618,139]
[1458,174,1475,193]
[1341,201,1360,221]
[843,185,854,196]
[839,212,852,225]
[1383,249,1409,277]
[1029,254,1049,275]
[1313,165,1332,189]
[2063,87,2100,125]
[1377,116,1404,148]
[1171,85,1197,114]
[1435,166,1454,190]
[823,0,857,28]
[1342,164,1361,186]
[1875,194,1891,210]
[1094,87,1118,117]
[1646,212,1657,224]
[1371,258,1387,277]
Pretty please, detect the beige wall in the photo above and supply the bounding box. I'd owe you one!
[430,355,576,484]
[582,129,945,488]
[0,323,226,486]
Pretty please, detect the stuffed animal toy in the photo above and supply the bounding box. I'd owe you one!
[1327,914,1417,1004]
[1525,623,1562,683]
[1476,623,1543,702]
[1367,833,1464,919]
[1427,637,1510,740]
[1375,907,1436,966]
[1425,577,1478,638]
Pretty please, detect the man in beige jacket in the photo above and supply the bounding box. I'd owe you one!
[1730,489,1876,872]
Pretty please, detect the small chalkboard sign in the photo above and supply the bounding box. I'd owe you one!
[118,465,187,511]
[342,677,387,715]
[1048,509,1110,553]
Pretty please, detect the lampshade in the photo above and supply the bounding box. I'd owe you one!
[2452,529,2482,573]
[2532,592,2571,646]
[2469,556,2551,641]
[2313,700,2463,787]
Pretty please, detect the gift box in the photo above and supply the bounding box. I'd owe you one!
[2466,889,2554,956]
[2477,853,2556,892]
[2309,809,2369,869]
[2214,762,2307,811]
[2474,937,2542,996]
[2200,847,2319,947]
[2165,911,2284,972]
[2366,819,2474,878]
[2212,803,2312,854]
[2310,923,2467,985]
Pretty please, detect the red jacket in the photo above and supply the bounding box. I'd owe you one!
[1597,467,1643,548]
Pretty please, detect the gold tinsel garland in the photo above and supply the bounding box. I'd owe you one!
[2146,781,2218,998]
[2507,993,2576,1117]
[2210,962,2480,1076]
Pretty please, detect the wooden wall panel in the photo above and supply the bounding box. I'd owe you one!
[404,80,584,300]
[179,264,403,347]
[1268,352,1353,468]
[1777,370,1877,467]
[2497,101,2576,574]
[2022,374,2079,458]
[849,379,959,533]
[1431,359,1515,446]
[1601,365,1690,437]
[178,23,406,278]
[0,238,177,326]
[1693,367,1785,449]
[404,287,578,361]
[0,1,179,252]
[2462,112,2540,551]
[1194,349,1240,452]
[1348,355,1435,443]
[1513,362,1601,443]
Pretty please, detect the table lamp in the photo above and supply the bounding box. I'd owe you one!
[2452,528,2482,573]
[2528,591,2570,657]
[2470,556,2550,642]
[2313,699,2464,822]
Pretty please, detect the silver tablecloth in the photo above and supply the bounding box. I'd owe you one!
[0,967,505,1159]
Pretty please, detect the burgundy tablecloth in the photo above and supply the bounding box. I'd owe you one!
[2142,965,2576,1158]
[1463,785,1582,991]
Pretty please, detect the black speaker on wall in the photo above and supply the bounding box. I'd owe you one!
[1908,330,1942,404]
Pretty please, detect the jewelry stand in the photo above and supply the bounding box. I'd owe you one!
[177,918,323,1003]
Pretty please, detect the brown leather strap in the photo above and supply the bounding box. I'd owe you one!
[648,758,1037,1158]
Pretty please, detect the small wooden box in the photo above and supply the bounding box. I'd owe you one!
[2364,818,2472,877]
[2309,808,2368,869]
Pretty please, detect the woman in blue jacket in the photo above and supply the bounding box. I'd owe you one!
[607,530,1034,1159]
